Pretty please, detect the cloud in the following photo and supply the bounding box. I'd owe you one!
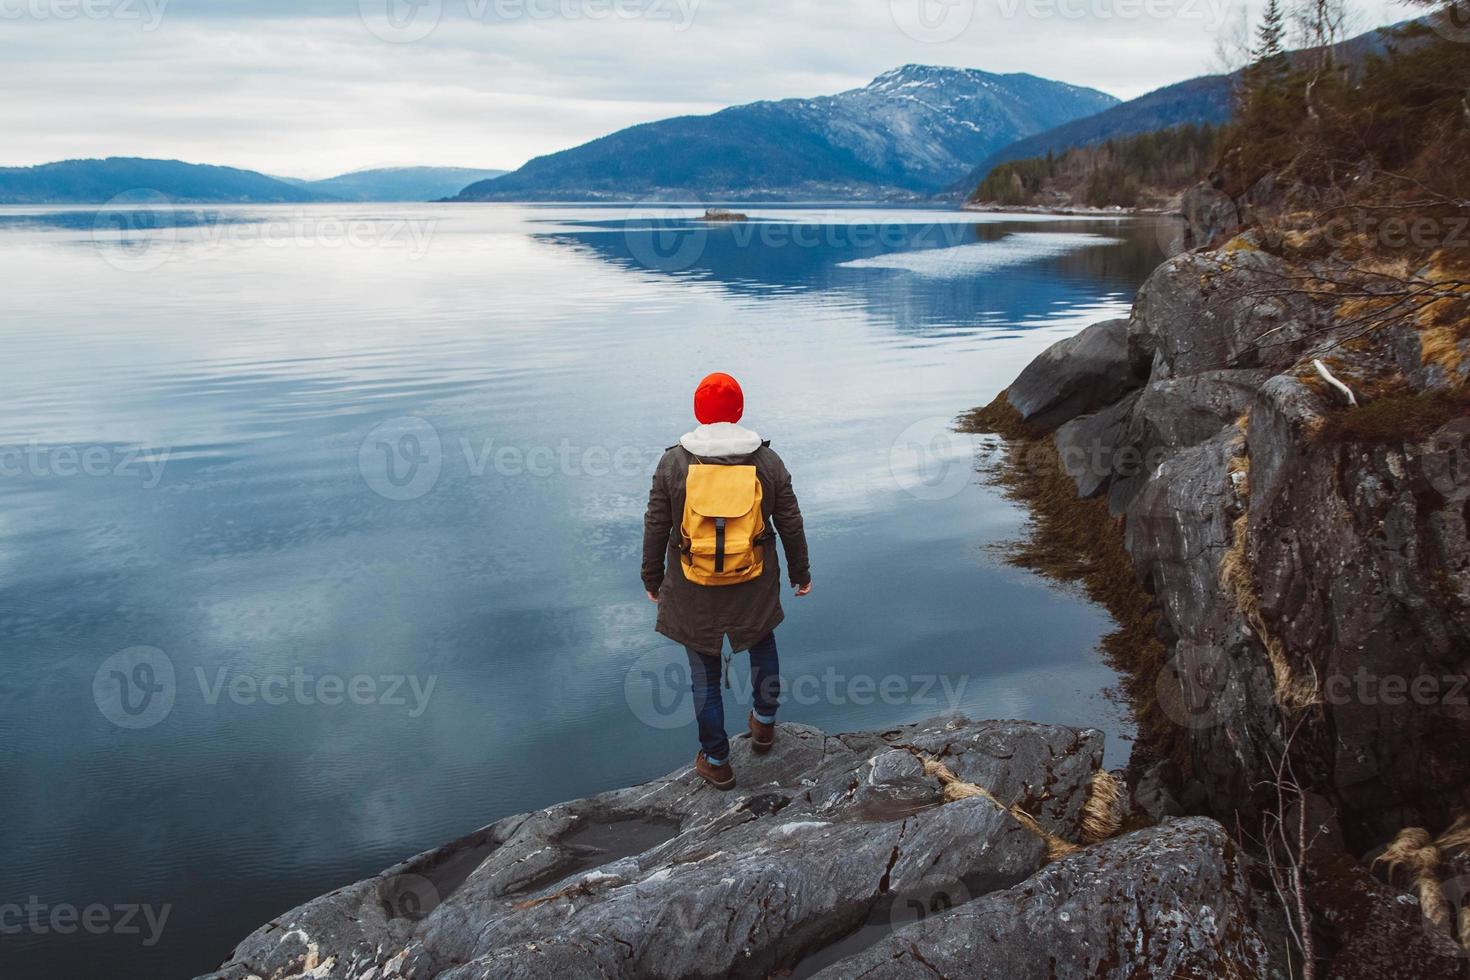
[0,0,1401,178]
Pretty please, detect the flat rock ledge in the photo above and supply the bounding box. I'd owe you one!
[200,716,1270,980]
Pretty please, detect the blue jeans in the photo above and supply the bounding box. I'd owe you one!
[686,631,781,765]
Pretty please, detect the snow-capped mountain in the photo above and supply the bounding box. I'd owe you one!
[454,66,1118,202]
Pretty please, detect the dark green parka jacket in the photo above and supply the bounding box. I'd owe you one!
[642,423,810,655]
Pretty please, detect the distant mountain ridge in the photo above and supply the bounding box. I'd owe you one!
[954,74,1234,197]
[0,157,322,204]
[0,159,505,204]
[454,65,1119,202]
[288,166,508,201]
[958,18,1417,199]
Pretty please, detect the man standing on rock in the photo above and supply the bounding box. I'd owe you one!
[643,372,812,790]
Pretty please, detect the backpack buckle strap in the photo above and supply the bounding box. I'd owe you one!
[714,517,726,572]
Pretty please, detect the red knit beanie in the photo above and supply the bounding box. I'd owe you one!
[693,372,744,424]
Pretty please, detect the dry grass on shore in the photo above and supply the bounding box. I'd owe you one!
[1314,387,1470,446]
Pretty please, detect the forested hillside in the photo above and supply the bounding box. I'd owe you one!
[970,123,1222,209]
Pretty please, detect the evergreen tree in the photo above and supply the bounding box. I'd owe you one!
[1244,0,1290,94]
[1253,0,1287,64]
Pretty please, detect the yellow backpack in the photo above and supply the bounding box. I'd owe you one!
[679,461,766,586]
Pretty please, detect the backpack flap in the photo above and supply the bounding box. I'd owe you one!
[680,464,766,585]
[686,464,757,518]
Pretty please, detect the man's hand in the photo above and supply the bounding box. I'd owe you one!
[646,590,659,603]
[794,580,812,597]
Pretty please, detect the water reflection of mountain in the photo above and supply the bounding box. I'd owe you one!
[536,215,1176,333]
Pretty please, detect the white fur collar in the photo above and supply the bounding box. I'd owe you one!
[679,422,763,458]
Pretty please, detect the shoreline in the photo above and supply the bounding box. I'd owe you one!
[961,201,1177,217]
[957,395,1169,778]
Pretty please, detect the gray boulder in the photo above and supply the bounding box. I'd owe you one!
[1053,370,1266,504]
[1124,427,1243,644]
[1005,318,1140,431]
[200,716,1142,980]
[1054,391,1141,498]
[1104,369,1270,513]
[1128,245,1328,379]
[807,817,1275,980]
[1130,369,1269,451]
[1123,427,1284,810]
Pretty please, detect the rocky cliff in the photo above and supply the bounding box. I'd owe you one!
[197,716,1279,979]
[972,186,1470,975]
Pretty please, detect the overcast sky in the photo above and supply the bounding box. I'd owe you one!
[1,0,1400,178]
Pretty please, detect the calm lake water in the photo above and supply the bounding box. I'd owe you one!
[0,203,1172,978]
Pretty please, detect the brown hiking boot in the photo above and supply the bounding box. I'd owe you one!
[748,712,775,754]
[695,751,735,790]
